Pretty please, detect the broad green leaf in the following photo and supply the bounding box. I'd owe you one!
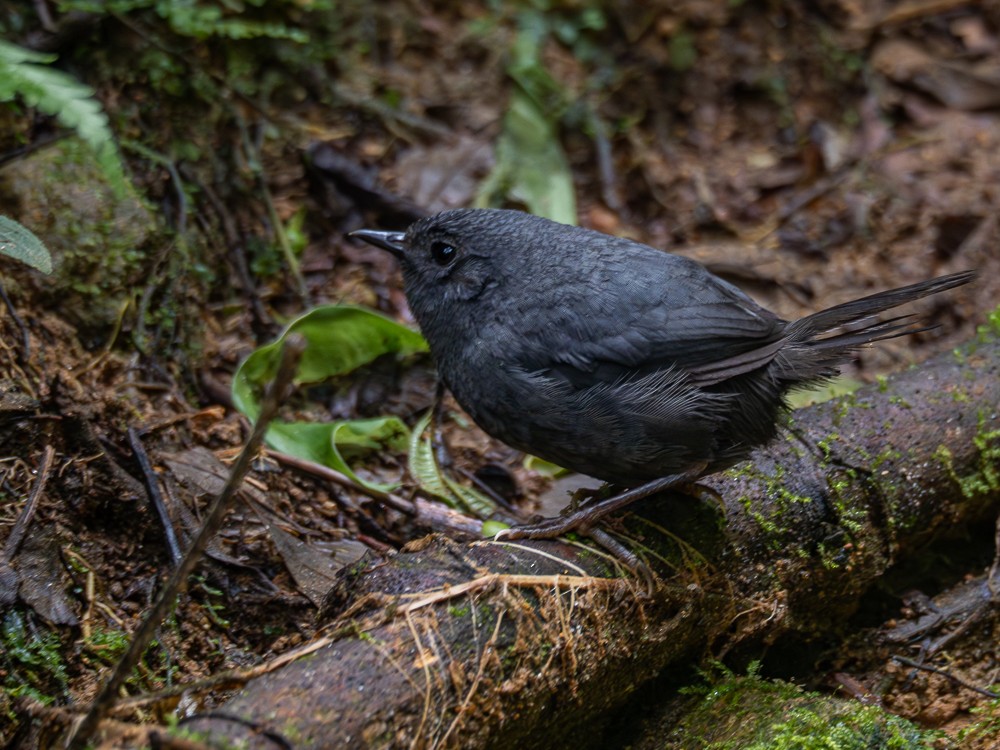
[407,409,496,519]
[232,305,428,419]
[268,417,411,493]
[0,216,53,274]
[232,305,428,492]
[476,87,577,225]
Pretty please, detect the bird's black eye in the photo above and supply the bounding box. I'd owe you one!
[431,241,457,266]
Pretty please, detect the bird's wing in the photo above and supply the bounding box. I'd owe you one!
[515,250,788,388]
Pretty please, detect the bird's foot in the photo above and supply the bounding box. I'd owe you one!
[492,467,708,591]
[495,466,707,541]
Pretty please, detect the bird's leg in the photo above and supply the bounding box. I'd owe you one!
[495,464,707,541]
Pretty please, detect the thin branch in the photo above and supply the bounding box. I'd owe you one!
[3,445,55,560]
[0,281,31,363]
[128,427,182,565]
[65,334,307,749]
[891,655,1000,700]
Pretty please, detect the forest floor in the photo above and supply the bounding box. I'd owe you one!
[1,1,999,747]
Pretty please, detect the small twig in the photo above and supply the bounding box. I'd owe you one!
[401,572,601,615]
[120,140,188,234]
[440,609,505,746]
[3,445,55,561]
[110,633,339,713]
[988,512,1000,599]
[891,655,1000,699]
[266,448,483,536]
[74,297,131,375]
[32,0,56,31]
[587,105,623,214]
[64,334,307,750]
[0,281,31,363]
[129,427,183,565]
[175,711,292,750]
[18,697,161,745]
[875,0,973,28]
[483,540,589,577]
[328,81,452,141]
[0,132,66,169]
[259,177,307,302]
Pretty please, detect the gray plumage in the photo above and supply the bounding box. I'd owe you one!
[352,208,976,488]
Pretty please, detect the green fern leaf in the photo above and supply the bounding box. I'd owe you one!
[0,40,127,195]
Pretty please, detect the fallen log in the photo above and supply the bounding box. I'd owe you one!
[185,327,1000,749]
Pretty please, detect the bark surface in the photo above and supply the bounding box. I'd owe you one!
[187,331,1000,749]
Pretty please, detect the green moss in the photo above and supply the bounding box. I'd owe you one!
[668,670,932,749]
[935,412,1000,500]
[816,433,840,464]
[0,139,157,332]
[976,304,1000,342]
[82,627,130,665]
[163,713,247,750]
[958,693,1000,746]
[870,447,902,472]
[729,462,811,548]
[827,467,866,539]
[1,611,68,706]
[826,390,872,428]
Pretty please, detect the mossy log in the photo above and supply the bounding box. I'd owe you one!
[187,330,1000,749]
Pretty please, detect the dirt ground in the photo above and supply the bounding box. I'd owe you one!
[1,1,999,747]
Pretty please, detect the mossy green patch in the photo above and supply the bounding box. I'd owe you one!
[1,610,69,706]
[934,411,1000,500]
[958,693,1000,747]
[0,138,156,332]
[668,668,932,749]
[976,304,1000,343]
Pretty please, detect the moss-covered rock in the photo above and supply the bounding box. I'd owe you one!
[0,137,156,334]
[664,671,931,750]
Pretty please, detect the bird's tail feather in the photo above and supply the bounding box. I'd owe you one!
[785,271,976,340]
[772,270,977,380]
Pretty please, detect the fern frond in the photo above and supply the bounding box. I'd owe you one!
[0,40,127,195]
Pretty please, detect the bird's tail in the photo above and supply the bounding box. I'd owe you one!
[772,270,977,379]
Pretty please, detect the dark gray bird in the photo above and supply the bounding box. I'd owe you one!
[350,209,976,539]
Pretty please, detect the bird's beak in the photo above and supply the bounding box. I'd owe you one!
[348,229,407,259]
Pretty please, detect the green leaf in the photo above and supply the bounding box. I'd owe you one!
[523,455,569,478]
[232,305,428,419]
[232,305,429,492]
[0,216,53,274]
[407,409,496,518]
[268,417,411,493]
[481,520,510,538]
[477,88,577,225]
[0,40,128,196]
[787,377,864,409]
